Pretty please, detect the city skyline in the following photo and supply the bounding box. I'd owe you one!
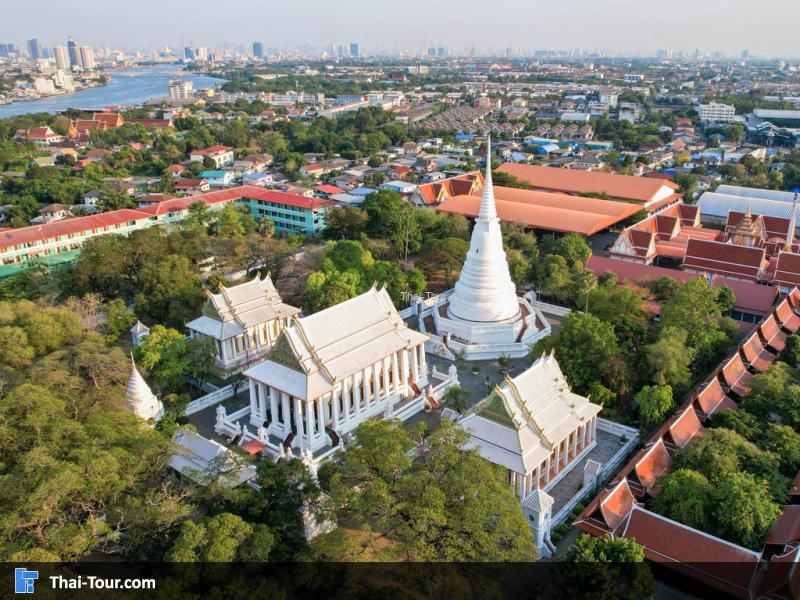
[2,0,800,58]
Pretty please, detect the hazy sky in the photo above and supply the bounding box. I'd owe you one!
[3,0,799,57]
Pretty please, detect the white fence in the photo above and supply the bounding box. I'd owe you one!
[535,301,571,317]
[183,384,235,416]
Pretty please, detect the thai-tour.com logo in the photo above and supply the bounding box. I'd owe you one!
[14,566,156,593]
[14,568,38,594]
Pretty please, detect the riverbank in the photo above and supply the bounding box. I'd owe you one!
[0,76,110,108]
[0,65,226,118]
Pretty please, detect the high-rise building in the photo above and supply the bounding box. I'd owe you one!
[67,37,79,67]
[78,46,95,70]
[168,78,193,99]
[195,47,208,61]
[0,43,9,58]
[183,46,193,60]
[349,42,359,58]
[252,42,264,58]
[53,45,69,70]
[27,38,40,60]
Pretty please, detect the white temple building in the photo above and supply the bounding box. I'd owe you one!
[242,286,433,458]
[186,273,300,374]
[458,352,602,553]
[126,356,165,421]
[425,137,550,359]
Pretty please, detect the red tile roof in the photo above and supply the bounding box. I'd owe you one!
[313,184,344,195]
[666,406,705,449]
[740,330,777,372]
[0,209,152,252]
[720,354,753,397]
[775,298,800,333]
[633,439,671,492]
[587,256,778,316]
[438,186,641,236]
[496,162,679,204]
[191,145,232,155]
[694,378,737,417]
[682,238,765,282]
[773,252,800,289]
[760,314,788,352]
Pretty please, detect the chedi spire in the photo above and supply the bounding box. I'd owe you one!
[126,354,165,422]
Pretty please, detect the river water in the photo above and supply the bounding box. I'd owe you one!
[0,64,226,118]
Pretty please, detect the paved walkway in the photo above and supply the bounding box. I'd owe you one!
[546,428,629,516]
[187,389,250,441]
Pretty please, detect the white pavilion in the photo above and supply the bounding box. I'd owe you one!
[186,273,300,374]
[428,137,550,359]
[459,352,601,551]
[126,357,165,422]
[242,286,430,456]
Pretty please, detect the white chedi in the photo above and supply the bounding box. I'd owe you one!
[126,355,165,421]
[447,136,521,324]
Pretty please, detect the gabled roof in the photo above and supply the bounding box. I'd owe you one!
[245,286,428,400]
[187,273,299,340]
[461,354,601,474]
[496,162,678,204]
[191,145,232,155]
[682,238,765,282]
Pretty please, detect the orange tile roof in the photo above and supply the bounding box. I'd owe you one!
[775,298,800,332]
[437,185,641,236]
[633,439,671,492]
[694,378,736,417]
[496,162,679,204]
[666,406,705,449]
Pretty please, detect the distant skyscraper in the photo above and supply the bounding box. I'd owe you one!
[27,38,40,60]
[183,46,193,60]
[741,49,749,60]
[77,46,95,70]
[0,43,9,58]
[195,47,208,61]
[67,37,79,67]
[53,45,69,70]
[349,42,359,58]
[252,42,264,58]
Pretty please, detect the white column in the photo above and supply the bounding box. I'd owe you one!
[535,464,541,489]
[546,454,552,483]
[317,396,325,433]
[419,344,427,378]
[269,387,278,431]
[373,361,381,406]
[392,352,400,395]
[306,399,315,445]
[412,346,419,382]
[293,397,302,442]
[401,349,409,394]
[281,392,290,429]
[382,357,390,398]
[248,378,258,423]
[355,374,363,417]
[332,386,340,427]
[344,377,352,419]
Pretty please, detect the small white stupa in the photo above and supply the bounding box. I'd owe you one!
[126,354,165,421]
[431,136,551,360]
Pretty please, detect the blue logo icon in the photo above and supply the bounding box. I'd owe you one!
[15,568,38,594]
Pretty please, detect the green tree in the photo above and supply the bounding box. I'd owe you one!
[315,419,538,561]
[712,472,781,550]
[548,233,591,266]
[635,385,675,429]
[543,312,626,394]
[323,205,368,240]
[417,238,469,287]
[651,469,713,530]
[135,325,190,394]
[104,298,136,341]
[642,326,695,392]
[562,533,645,562]
[165,513,256,562]
[98,188,135,211]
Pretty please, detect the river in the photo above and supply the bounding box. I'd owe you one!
[0,64,226,118]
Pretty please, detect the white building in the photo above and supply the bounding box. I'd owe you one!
[698,102,736,124]
[186,274,300,374]
[459,352,602,553]
[426,138,551,359]
[78,46,95,71]
[242,286,430,457]
[169,428,257,487]
[33,77,55,95]
[53,45,69,70]
[168,79,194,99]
